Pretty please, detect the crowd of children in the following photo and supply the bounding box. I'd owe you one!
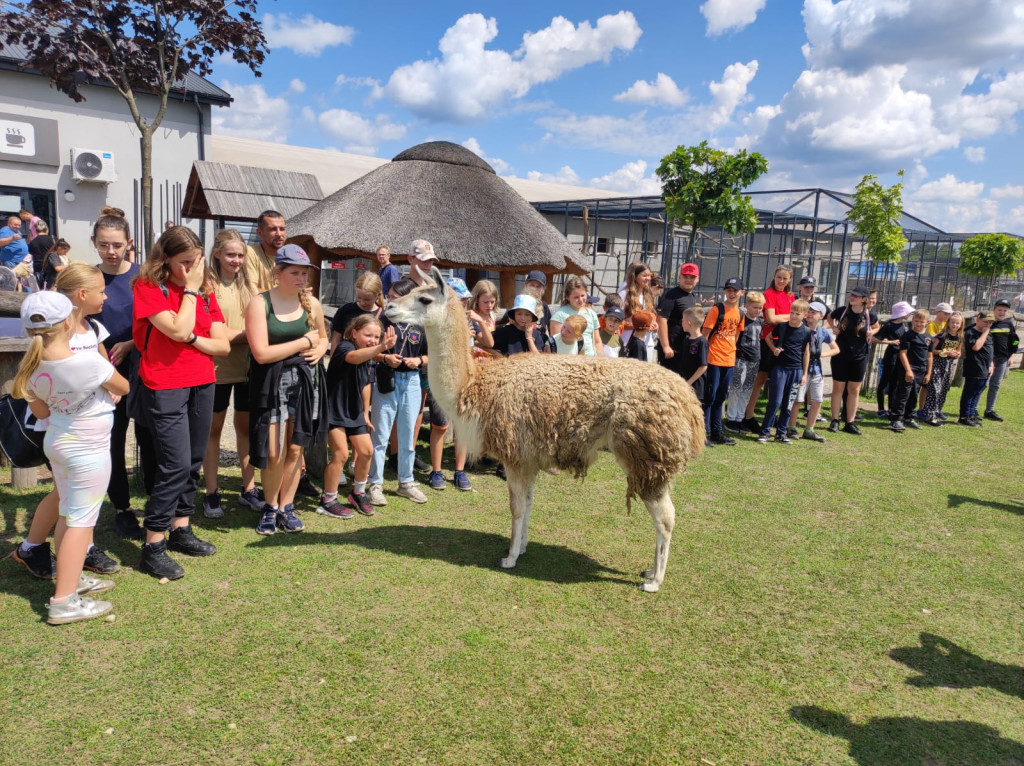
[7,217,1021,624]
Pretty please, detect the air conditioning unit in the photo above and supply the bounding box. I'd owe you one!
[70,148,116,183]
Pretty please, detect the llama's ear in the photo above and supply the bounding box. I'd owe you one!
[431,266,447,298]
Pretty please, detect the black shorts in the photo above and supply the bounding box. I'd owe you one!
[345,424,368,437]
[213,381,250,413]
[830,354,868,384]
[426,390,449,428]
[757,339,776,373]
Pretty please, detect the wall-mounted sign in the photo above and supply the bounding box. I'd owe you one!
[0,112,59,167]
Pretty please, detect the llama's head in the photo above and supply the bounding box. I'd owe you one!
[384,265,453,329]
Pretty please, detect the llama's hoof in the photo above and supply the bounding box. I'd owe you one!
[498,556,518,569]
[641,568,655,579]
[640,580,661,593]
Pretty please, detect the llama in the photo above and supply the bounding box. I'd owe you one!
[385,267,705,592]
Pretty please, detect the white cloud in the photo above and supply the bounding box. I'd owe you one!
[213,81,292,143]
[264,13,355,57]
[614,73,688,107]
[288,79,306,94]
[383,12,642,122]
[300,106,316,122]
[589,160,662,195]
[535,111,679,155]
[701,0,767,36]
[524,166,581,185]
[461,137,511,173]
[940,70,1024,138]
[703,60,759,130]
[990,185,1024,199]
[317,109,406,154]
[910,174,984,202]
[964,146,986,162]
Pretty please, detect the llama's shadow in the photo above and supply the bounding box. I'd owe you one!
[948,494,1024,515]
[791,705,1024,765]
[889,632,1024,700]
[248,525,635,586]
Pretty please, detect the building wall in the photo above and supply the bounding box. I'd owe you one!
[0,69,214,259]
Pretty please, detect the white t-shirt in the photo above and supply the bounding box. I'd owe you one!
[26,353,116,430]
[71,318,110,354]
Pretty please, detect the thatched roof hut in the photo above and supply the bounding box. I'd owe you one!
[287,141,591,303]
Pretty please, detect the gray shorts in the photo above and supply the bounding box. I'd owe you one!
[797,372,824,403]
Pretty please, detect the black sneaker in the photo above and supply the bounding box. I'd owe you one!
[740,417,760,434]
[827,419,840,433]
[958,416,981,427]
[722,420,742,433]
[347,491,376,517]
[905,419,921,430]
[238,487,265,510]
[774,433,792,444]
[139,540,185,580]
[12,542,55,579]
[83,545,120,574]
[983,411,1004,422]
[112,509,144,541]
[710,431,737,446]
[317,495,354,519]
[786,427,799,439]
[296,472,321,497]
[924,417,943,427]
[842,422,862,435]
[413,455,431,473]
[890,419,906,432]
[168,525,217,557]
[969,415,984,426]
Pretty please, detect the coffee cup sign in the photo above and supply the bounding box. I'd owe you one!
[0,119,35,155]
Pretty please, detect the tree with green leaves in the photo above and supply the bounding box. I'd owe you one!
[656,141,769,266]
[957,233,1023,280]
[1,0,266,253]
[846,171,908,266]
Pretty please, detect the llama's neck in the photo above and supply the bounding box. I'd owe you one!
[425,298,475,414]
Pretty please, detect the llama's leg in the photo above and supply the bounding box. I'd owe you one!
[640,488,676,593]
[499,467,534,568]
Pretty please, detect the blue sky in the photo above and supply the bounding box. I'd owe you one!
[211,1,1024,234]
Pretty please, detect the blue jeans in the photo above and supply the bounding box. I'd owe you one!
[369,370,421,486]
[760,365,801,437]
[959,376,989,418]
[984,359,1008,413]
[702,364,733,434]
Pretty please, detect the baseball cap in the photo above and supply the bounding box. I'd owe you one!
[799,275,816,287]
[890,301,914,320]
[679,262,700,277]
[526,269,547,287]
[275,243,318,269]
[510,294,539,320]
[994,298,1011,308]
[587,296,601,305]
[445,277,471,300]
[21,291,73,330]
[604,306,625,321]
[409,239,437,261]
[808,301,828,315]
[850,285,870,298]
[933,301,953,313]
[723,277,743,290]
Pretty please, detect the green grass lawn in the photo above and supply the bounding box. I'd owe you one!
[1,373,1022,765]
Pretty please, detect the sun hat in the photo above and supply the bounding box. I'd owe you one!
[409,239,437,261]
[890,301,914,320]
[21,291,73,330]
[445,277,472,300]
[274,243,318,269]
[510,294,539,320]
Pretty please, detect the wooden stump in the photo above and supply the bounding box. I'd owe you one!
[12,466,37,490]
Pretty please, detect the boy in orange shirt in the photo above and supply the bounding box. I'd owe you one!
[701,277,745,446]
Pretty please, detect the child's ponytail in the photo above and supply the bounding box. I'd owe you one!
[11,333,47,400]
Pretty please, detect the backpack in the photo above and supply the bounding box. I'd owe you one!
[707,303,745,342]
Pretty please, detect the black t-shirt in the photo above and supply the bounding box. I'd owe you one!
[28,234,53,273]
[657,286,696,349]
[330,302,379,337]
[381,316,427,372]
[963,327,993,378]
[770,322,811,368]
[988,318,1018,361]
[491,324,542,356]
[327,341,373,428]
[898,329,932,373]
[40,251,63,288]
[829,306,877,360]
[678,334,709,399]
[623,334,648,361]
[875,319,907,361]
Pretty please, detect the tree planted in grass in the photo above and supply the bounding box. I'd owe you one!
[1,0,266,253]
[847,170,908,267]
[957,233,1024,281]
[656,141,768,263]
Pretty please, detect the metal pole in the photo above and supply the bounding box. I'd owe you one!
[836,222,849,308]
[626,198,634,262]
[592,200,600,291]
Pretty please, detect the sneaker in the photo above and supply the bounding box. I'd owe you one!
[740,417,761,434]
[367,484,388,506]
[77,572,115,595]
[203,491,224,519]
[890,419,906,432]
[756,434,769,444]
[413,455,431,473]
[256,507,278,535]
[774,433,792,444]
[969,415,984,426]
[924,417,943,427]
[428,470,446,490]
[238,487,265,510]
[827,419,840,433]
[710,431,737,446]
[915,409,928,421]
[276,505,305,533]
[296,472,321,497]
[983,411,1004,422]
[317,495,354,519]
[168,525,217,556]
[47,593,113,625]
[786,427,799,439]
[453,470,472,491]
[83,545,120,574]
[347,491,376,517]
[938,412,948,420]
[816,414,827,423]
[112,509,144,541]
[386,454,399,472]
[802,429,826,443]
[397,482,428,504]
[139,540,185,580]
[905,419,921,430]
[877,409,890,419]
[842,422,862,435]
[723,420,742,433]
[13,542,55,580]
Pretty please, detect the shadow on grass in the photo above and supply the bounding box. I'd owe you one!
[948,494,1024,515]
[889,633,1024,700]
[247,525,636,586]
[791,705,1024,765]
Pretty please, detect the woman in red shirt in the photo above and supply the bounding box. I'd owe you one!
[740,265,794,431]
[132,227,229,580]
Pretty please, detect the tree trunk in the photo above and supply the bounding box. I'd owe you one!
[12,466,38,490]
[140,128,154,256]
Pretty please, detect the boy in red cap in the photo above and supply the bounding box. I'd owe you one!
[656,262,699,372]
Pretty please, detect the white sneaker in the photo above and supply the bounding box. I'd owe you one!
[77,572,115,595]
[397,482,428,504]
[47,593,113,625]
[367,484,388,506]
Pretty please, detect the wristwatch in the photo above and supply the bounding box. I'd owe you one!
[185,333,198,345]
[183,289,199,298]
